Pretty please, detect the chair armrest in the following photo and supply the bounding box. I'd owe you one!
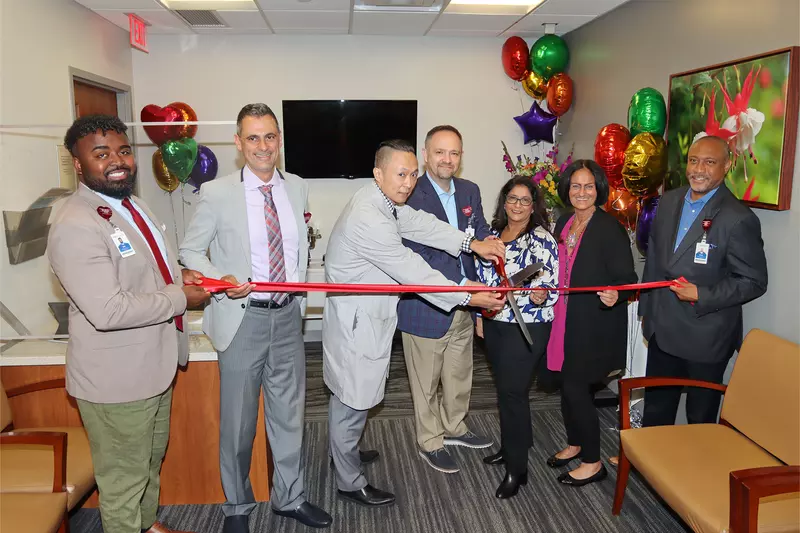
[617,377,728,430]
[5,378,67,398]
[0,430,68,493]
[729,465,800,533]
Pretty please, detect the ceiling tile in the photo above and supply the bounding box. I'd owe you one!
[265,10,350,29]
[431,13,522,32]
[256,0,351,11]
[510,13,594,33]
[93,9,190,31]
[75,0,164,8]
[215,9,270,27]
[533,0,628,16]
[501,29,543,38]
[273,27,348,33]
[351,11,438,35]
[426,29,501,36]
[193,27,272,32]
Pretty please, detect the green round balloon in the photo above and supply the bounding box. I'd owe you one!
[161,138,198,182]
[627,88,667,138]
[529,35,570,80]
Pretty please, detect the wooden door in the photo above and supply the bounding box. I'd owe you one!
[73,80,118,118]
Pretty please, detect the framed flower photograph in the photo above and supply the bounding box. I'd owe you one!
[666,47,799,210]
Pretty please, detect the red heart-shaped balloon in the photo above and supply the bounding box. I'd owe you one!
[141,104,182,146]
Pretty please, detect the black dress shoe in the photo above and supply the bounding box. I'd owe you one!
[273,501,332,529]
[546,451,581,468]
[483,451,505,466]
[222,515,249,533]
[558,465,608,487]
[360,449,380,464]
[495,470,528,499]
[338,484,395,507]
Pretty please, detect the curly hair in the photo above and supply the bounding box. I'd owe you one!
[64,115,127,156]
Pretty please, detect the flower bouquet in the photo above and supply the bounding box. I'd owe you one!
[501,141,573,209]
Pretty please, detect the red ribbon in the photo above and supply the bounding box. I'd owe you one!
[196,277,679,295]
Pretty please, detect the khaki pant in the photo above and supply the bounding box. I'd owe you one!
[402,310,474,452]
[77,387,172,533]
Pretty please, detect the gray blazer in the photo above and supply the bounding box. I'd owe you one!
[323,183,470,410]
[640,184,768,363]
[47,185,188,404]
[179,169,309,352]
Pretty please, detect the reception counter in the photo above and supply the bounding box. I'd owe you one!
[0,312,276,506]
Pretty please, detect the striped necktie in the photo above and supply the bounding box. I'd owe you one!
[258,185,288,304]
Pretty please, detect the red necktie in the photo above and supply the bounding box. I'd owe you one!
[121,197,183,331]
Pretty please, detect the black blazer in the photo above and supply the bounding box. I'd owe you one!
[554,209,637,381]
[639,184,768,363]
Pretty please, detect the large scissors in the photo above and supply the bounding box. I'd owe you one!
[481,258,544,345]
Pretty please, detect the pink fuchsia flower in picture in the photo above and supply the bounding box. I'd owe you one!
[692,90,736,144]
[718,67,765,160]
[741,176,760,202]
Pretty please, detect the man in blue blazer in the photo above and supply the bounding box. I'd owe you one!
[397,125,493,474]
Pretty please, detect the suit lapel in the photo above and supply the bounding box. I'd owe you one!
[418,174,448,223]
[75,186,162,279]
[453,179,469,231]
[668,186,726,267]
[279,170,307,265]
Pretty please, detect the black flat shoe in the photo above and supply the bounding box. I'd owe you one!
[273,502,332,529]
[338,484,395,507]
[360,449,380,464]
[222,515,249,533]
[483,451,505,466]
[495,470,528,499]
[546,451,581,468]
[557,465,608,487]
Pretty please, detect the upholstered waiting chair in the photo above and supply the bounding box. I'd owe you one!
[0,378,95,512]
[0,431,69,533]
[613,329,800,533]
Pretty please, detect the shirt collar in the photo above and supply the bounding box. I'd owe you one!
[684,185,719,206]
[243,165,281,191]
[426,173,455,197]
[86,184,127,209]
[373,180,397,215]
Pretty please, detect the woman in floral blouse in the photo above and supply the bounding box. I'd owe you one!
[476,175,558,499]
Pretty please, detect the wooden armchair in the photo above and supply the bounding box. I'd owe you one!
[613,329,800,533]
[0,378,95,511]
[0,431,69,533]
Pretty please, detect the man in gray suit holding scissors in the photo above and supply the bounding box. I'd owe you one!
[180,104,330,532]
[323,139,506,506]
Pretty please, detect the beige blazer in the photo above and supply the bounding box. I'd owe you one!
[179,169,309,353]
[47,185,188,404]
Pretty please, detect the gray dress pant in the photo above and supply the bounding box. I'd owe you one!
[218,300,306,516]
[328,394,369,492]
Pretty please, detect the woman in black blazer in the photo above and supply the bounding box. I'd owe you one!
[545,159,637,487]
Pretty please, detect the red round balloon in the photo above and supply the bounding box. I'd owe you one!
[140,104,182,146]
[594,123,631,190]
[168,101,198,139]
[546,73,573,116]
[502,37,530,81]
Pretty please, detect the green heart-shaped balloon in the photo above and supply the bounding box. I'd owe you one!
[161,138,198,182]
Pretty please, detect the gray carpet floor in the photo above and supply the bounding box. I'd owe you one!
[69,339,687,533]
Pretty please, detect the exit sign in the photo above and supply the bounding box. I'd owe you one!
[129,14,148,53]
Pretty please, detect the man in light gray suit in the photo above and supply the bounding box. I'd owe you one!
[180,104,330,532]
[324,140,506,506]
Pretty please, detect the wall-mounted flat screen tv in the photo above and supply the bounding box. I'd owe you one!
[282,100,418,179]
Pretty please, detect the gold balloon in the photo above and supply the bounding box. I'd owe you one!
[521,70,549,100]
[622,133,667,197]
[153,149,180,193]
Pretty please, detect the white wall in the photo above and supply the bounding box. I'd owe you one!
[0,0,134,336]
[130,34,553,264]
[560,0,800,344]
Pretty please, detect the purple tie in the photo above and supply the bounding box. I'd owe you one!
[258,185,287,304]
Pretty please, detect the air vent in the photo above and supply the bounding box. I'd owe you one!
[174,10,227,28]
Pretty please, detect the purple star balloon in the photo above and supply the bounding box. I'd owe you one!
[514,102,557,144]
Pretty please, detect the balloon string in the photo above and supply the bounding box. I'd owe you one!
[168,191,179,247]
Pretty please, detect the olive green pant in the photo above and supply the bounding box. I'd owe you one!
[77,387,172,533]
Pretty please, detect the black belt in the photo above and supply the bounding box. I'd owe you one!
[249,295,294,309]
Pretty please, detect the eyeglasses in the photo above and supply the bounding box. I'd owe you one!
[505,195,532,207]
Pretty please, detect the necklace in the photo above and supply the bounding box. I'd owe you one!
[567,212,593,249]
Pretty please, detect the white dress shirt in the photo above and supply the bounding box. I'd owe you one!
[243,166,299,301]
[89,185,172,276]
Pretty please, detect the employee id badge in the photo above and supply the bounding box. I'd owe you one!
[111,228,136,258]
[465,226,475,238]
[694,242,709,265]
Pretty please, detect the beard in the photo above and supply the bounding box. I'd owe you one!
[83,168,137,199]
